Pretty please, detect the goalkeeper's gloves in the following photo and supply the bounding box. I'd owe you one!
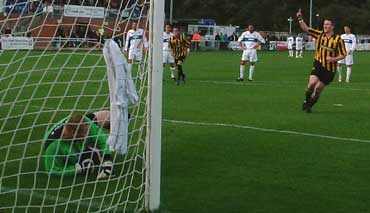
[75,158,94,174]
[97,161,113,180]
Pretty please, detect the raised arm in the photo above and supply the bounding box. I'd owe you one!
[297,9,309,32]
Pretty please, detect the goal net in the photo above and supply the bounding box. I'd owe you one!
[0,0,163,211]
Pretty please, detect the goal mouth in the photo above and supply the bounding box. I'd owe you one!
[0,0,162,211]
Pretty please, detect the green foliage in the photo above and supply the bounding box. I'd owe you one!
[169,0,370,33]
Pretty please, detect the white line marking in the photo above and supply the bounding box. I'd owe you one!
[197,80,370,92]
[333,104,344,107]
[163,119,370,144]
[0,185,123,212]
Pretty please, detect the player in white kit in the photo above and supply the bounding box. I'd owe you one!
[337,26,356,83]
[163,24,176,80]
[295,34,304,58]
[287,35,294,57]
[124,22,148,80]
[237,24,265,81]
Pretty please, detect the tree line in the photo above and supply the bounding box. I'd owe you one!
[167,0,370,34]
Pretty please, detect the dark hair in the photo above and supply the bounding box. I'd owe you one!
[324,18,336,26]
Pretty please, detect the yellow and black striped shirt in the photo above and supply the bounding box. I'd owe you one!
[169,34,191,58]
[308,28,347,72]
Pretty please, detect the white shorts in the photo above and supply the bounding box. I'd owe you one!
[128,49,143,61]
[241,49,258,62]
[338,54,353,66]
[296,46,303,51]
[163,51,175,64]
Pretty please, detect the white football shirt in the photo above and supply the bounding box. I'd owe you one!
[295,37,303,50]
[287,36,294,49]
[124,28,148,52]
[237,31,265,50]
[341,33,356,52]
[163,32,173,51]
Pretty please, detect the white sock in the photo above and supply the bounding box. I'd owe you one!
[128,63,133,73]
[300,50,303,57]
[249,65,255,80]
[337,66,342,81]
[138,63,143,80]
[240,65,245,79]
[346,67,352,82]
[296,51,298,57]
[170,67,176,78]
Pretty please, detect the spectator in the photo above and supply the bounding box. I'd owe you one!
[191,31,201,51]
[186,31,193,43]
[214,33,221,49]
[69,28,78,47]
[219,33,225,49]
[205,32,212,47]
[88,27,99,47]
[222,33,229,50]
[55,27,64,48]
[98,26,105,45]
[229,32,238,41]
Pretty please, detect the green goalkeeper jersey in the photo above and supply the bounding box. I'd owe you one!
[43,116,111,176]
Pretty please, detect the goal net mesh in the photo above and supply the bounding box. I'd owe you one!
[0,0,152,211]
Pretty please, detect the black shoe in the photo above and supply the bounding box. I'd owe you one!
[236,78,244,81]
[305,107,312,113]
[171,77,176,81]
[248,78,253,81]
[302,101,308,111]
[302,101,312,113]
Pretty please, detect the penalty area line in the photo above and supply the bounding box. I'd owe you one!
[163,119,370,144]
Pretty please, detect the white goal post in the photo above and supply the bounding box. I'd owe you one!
[147,0,164,210]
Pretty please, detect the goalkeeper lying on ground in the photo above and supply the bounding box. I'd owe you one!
[43,112,113,179]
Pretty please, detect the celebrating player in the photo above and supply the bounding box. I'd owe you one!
[44,113,113,179]
[287,34,294,57]
[337,26,356,82]
[295,33,304,58]
[163,24,176,80]
[168,27,191,85]
[297,9,346,113]
[124,22,148,80]
[237,24,265,81]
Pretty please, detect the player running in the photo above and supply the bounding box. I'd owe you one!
[237,24,265,81]
[337,26,356,83]
[44,113,113,179]
[124,22,148,80]
[297,9,346,113]
[295,34,304,58]
[287,35,294,57]
[163,24,176,80]
[168,27,191,85]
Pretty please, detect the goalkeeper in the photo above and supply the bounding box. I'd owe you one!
[43,112,113,179]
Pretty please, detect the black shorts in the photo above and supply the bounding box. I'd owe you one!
[310,60,335,85]
[175,56,186,65]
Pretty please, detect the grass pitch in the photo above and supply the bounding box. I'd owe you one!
[1,50,370,212]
